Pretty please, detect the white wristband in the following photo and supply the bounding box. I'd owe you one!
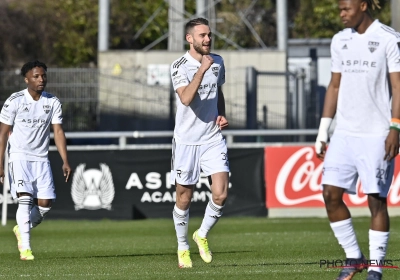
[315,118,333,154]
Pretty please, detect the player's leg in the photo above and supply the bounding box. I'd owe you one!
[323,185,363,257]
[196,172,228,237]
[194,139,229,263]
[170,141,199,268]
[174,183,194,268]
[322,135,365,279]
[10,161,35,260]
[367,194,389,279]
[30,198,52,228]
[356,136,393,279]
[30,161,55,228]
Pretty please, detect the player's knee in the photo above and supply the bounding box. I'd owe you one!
[212,193,227,206]
[176,193,192,207]
[322,187,344,210]
[368,195,387,217]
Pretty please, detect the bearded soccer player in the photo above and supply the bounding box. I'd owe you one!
[0,60,71,260]
[315,1,400,279]
[170,18,229,268]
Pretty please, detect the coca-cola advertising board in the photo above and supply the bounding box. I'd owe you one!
[265,146,400,208]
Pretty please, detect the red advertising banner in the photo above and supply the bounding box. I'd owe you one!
[265,146,400,208]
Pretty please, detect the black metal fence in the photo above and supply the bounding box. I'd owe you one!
[0,67,315,134]
[0,69,99,132]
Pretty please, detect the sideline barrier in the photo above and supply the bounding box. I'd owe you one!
[1,148,266,220]
[3,142,399,220]
[265,146,400,217]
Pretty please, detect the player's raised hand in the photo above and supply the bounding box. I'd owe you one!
[62,163,72,182]
[199,55,214,72]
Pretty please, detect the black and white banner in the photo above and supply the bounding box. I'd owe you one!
[1,148,266,219]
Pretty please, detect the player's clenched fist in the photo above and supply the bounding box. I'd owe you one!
[200,55,214,71]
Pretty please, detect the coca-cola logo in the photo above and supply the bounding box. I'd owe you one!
[270,147,400,207]
[276,147,324,205]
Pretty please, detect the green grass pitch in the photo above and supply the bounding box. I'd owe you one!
[1,217,400,279]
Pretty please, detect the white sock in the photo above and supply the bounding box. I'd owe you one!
[330,218,361,259]
[30,205,51,228]
[368,229,389,274]
[173,205,189,250]
[17,196,33,250]
[198,200,224,238]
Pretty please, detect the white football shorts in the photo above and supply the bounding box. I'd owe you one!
[170,138,230,185]
[9,160,56,200]
[322,133,394,197]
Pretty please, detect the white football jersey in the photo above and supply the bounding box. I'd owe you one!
[331,20,400,136]
[171,52,225,144]
[0,89,63,161]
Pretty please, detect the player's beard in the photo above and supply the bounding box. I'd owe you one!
[193,40,210,55]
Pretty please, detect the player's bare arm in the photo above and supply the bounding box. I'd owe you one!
[0,123,11,183]
[52,123,71,182]
[385,72,400,161]
[315,72,341,161]
[216,87,228,130]
[176,55,214,106]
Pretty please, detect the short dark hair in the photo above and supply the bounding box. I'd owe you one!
[185,18,209,34]
[21,60,47,77]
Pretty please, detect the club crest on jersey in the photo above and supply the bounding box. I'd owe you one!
[43,105,51,114]
[71,163,115,211]
[212,66,219,77]
[368,41,379,53]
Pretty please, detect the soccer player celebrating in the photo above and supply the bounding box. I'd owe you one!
[0,60,71,260]
[315,1,400,279]
[170,18,229,268]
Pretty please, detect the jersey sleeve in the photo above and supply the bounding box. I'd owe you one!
[0,98,17,126]
[51,100,63,124]
[330,34,342,73]
[170,61,189,91]
[217,59,226,87]
[386,36,400,73]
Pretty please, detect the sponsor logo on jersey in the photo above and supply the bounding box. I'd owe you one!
[21,119,46,124]
[342,60,377,67]
[71,163,115,210]
[368,41,379,53]
[198,83,217,90]
[43,105,51,114]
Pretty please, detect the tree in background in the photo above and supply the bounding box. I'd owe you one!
[0,0,98,68]
[0,0,393,68]
[292,0,391,38]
